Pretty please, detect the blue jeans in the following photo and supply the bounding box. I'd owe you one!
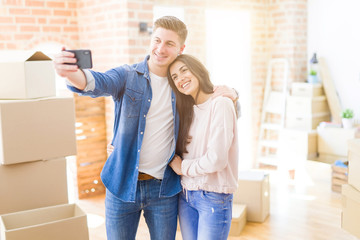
[105,179,178,240]
[178,190,233,240]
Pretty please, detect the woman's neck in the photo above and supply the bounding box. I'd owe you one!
[193,91,213,105]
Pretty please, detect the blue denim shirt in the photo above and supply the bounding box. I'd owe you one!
[68,55,181,202]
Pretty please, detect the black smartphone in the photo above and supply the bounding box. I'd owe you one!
[65,49,93,69]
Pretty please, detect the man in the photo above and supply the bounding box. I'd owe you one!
[54,16,237,240]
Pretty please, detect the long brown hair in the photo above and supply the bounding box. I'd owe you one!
[167,54,214,156]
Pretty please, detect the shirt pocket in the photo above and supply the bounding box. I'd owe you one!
[123,87,143,118]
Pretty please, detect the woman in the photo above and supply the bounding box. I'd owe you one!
[167,54,239,240]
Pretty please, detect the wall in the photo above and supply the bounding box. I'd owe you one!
[2,0,309,195]
[308,0,360,122]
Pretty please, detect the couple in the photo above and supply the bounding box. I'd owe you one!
[54,16,239,240]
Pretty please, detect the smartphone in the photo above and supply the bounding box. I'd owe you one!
[65,49,93,69]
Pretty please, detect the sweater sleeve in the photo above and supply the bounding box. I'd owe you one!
[181,97,236,177]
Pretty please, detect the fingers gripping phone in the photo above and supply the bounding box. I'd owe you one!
[65,49,93,69]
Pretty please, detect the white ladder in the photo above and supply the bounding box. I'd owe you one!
[257,58,289,167]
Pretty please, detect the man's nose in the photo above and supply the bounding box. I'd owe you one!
[158,42,166,52]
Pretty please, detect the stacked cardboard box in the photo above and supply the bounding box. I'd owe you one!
[278,82,326,172]
[0,52,88,240]
[341,139,360,238]
[234,171,270,223]
[286,83,330,130]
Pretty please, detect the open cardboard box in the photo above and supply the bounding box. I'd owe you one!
[0,51,55,99]
[0,203,89,240]
[0,97,77,165]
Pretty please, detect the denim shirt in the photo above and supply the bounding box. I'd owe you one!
[67,55,181,202]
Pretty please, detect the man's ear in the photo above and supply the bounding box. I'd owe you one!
[179,44,186,54]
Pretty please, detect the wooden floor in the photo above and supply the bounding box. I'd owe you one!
[76,160,358,240]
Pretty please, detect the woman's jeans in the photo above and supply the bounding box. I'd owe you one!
[105,179,178,240]
[178,190,233,240]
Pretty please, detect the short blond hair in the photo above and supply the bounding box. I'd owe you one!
[153,16,188,45]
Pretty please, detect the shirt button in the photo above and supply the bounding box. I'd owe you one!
[148,99,151,102]
[140,132,143,135]
[172,98,174,102]
[144,115,146,118]
[138,150,140,152]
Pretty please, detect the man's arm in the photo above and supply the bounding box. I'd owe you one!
[213,85,241,118]
[53,47,87,90]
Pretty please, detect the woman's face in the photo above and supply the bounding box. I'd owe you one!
[169,60,199,99]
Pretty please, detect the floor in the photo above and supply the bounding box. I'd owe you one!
[76,160,358,240]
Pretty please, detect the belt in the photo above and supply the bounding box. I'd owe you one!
[138,172,155,181]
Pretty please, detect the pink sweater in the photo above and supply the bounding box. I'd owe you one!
[181,96,239,194]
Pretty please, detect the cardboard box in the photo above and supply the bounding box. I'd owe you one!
[278,129,317,159]
[234,171,270,222]
[291,82,324,97]
[348,139,360,191]
[229,204,246,236]
[317,127,359,157]
[0,158,68,215]
[286,112,330,130]
[286,95,329,115]
[341,184,360,239]
[0,97,77,165]
[0,203,89,240]
[0,51,55,99]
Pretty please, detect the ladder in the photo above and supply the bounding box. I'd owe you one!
[257,58,289,167]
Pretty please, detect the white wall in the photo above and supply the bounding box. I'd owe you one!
[205,10,252,170]
[308,0,360,122]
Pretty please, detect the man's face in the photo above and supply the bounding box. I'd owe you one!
[149,27,185,69]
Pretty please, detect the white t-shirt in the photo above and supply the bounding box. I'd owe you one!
[138,72,175,179]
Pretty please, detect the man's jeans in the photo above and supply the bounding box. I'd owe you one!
[105,179,178,240]
[178,190,233,240]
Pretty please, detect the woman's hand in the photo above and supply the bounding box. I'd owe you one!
[107,143,114,156]
[169,154,183,175]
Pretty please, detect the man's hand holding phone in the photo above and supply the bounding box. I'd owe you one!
[53,47,92,91]
[54,47,92,78]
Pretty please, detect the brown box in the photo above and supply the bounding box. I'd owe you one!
[229,204,246,236]
[234,171,270,222]
[291,82,324,97]
[286,112,330,130]
[0,203,89,240]
[317,127,359,157]
[0,158,68,215]
[348,139,360,192]
[0,51,55,99]
[286,95,329,115]
[0,97,77,165]
[341,184,360,239]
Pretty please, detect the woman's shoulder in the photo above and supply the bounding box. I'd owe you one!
[211,96,234,108]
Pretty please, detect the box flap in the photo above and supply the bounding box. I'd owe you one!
[26,51,52,61]
[0,51,52,62]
